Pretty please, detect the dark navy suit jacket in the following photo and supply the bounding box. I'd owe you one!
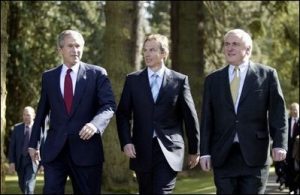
[9,123,29,170]
[29,62,116,166]
[116,68,200,172]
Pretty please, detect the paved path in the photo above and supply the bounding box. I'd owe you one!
[265,170,289,194]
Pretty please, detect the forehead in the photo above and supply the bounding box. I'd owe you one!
[64,34,84,44]
[23,109,34,115]
[224,33,243,42]
[144,39,160,48]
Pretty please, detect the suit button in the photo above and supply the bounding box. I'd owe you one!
[235,120,239,123]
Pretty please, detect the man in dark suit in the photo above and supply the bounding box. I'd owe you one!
[286,102,299,194]
[199,29,288,194]
[116,34,200,194]
[8,106,40,194]
[28,30,116,194]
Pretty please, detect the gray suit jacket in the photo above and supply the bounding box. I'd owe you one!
[200,61,288,167]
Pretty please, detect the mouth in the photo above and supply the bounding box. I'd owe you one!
[145,59,151,63]
[227,53,236,57]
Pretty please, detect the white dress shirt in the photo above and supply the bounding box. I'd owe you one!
[60,63,80,96]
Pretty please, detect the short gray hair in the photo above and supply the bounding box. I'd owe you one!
[57,30,85,49]
[224,29,253,57]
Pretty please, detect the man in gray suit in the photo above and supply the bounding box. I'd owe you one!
[199,29,288,194]
[8,106,40,194]
[116,34,200,194]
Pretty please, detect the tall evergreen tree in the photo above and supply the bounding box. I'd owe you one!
[102,1,143,192]
[1,2,9,193]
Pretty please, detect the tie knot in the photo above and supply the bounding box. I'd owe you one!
[67,69,72,75]
[152,73,158,79]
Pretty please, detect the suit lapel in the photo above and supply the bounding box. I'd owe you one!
[19,123,25,144]
[70,62,88,116]
[221,65,235,110]
[239,62,258,105]
[156,68,171,103]
[140,68,155,103]
[53,65,66,114]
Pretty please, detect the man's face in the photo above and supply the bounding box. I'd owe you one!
[59,34,84,66]
[23,109,35,125]
[143,39,165,69]
[290,105,299,118]
[223,33,249,66]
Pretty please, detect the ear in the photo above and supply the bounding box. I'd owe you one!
[246,47,251,54]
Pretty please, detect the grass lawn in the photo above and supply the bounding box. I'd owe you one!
[4,167,215,194]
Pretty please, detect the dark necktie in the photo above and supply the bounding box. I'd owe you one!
[292,118,298,137]
[64,69,73,114]
[22,126,30,156]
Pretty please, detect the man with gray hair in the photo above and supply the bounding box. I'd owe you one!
[200,29,288,194]
[8,106,40,194]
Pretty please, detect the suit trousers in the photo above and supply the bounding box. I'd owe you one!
[135,137,177,194]
[43,139,102,194]
[18,155,37,194]
[213,143,269,194]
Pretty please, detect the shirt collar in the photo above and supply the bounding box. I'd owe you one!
[229,61,249,75]
[62,62,80,75]
[147,64,166,79]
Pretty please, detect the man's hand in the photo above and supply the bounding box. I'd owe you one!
[8,163,15,174]
[123,144,136,158]
[200,156,211,172]
[272,148,287,162]
[28,148,40,165]
[188,154,200,169]
[79,123,97,140]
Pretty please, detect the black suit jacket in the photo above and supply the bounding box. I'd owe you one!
[29,62,116,166]
[200,62,288,167]
[8,123,30,171]
[287,117,299,160]
[116,68,200,172]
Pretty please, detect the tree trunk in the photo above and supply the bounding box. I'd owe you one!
[171,1,206,115]
[102,1,143,193]
[1,1,9,193]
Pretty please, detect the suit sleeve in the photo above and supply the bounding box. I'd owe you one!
[200,75,213,156]
[90,69,116,133]
[29,74,49,149]
[8,126,17,163]
[116,76,133,150]
[268,69,288,150]
[180,76,200,155]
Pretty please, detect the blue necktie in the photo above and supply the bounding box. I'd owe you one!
[150,74,159,102]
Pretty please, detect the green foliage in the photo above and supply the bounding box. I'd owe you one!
[146,1,170,36]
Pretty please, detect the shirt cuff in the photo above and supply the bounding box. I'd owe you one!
[200,155,211,159]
